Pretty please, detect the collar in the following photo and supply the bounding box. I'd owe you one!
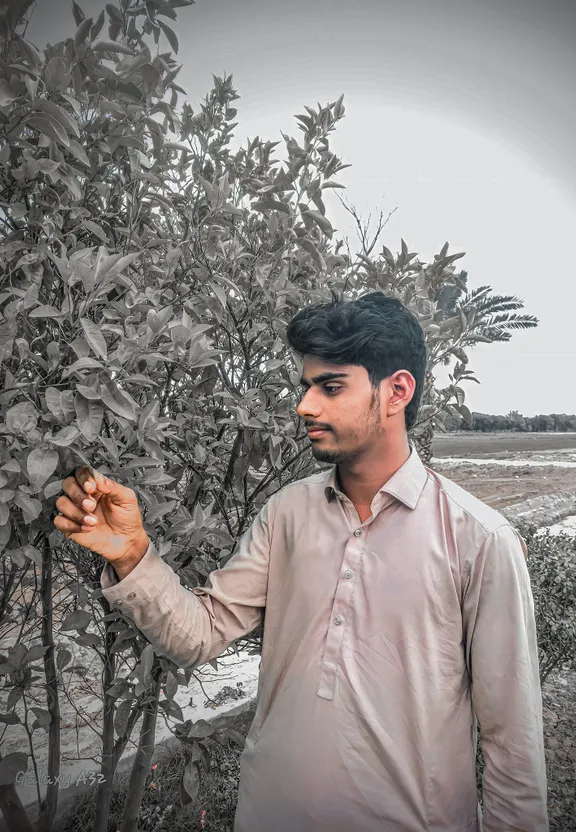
[323,445,428,510]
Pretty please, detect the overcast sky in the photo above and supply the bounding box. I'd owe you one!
[29,0,576,416]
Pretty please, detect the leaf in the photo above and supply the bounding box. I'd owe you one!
[106,4,123,23]
[158,20,179,53]
[0,753,28,786]
[48,426,81,447]
[6,402,38,434]
[43,57,70,92]
[13,493,42,523]
[80,318,107,360]
[61,610,91,631]
[75,394,103,442]
[0,80,17,108]
[36,99,80,138]
[23,645,49,665]
[27,448,59,489]
[44,480,63,499]
[101,381,137,421]
[299,238,325,270]
[181,759,200,803]
[72,0,86,25]
[0,713,20,725]
[226,728,246,749]
[92,40,134,55]
[31,707,51,730]
[140,644,154,686]
[62,357,105,377]
[301,210,333,237]
[45,388,75,423]
[68,139,90,167]
[29,304,63,318]
[114,699,132,737]
[57,648,72,671]
[74,16,94,49]
[27,114,70,148]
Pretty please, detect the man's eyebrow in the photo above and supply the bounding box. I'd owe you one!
[299,372,350,386]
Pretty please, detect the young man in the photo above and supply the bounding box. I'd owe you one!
[53,292,549,832]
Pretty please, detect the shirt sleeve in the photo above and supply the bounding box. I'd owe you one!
[99,496,276,670]
[462,523,549,832]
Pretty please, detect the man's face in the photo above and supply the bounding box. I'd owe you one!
[295,356,384,465]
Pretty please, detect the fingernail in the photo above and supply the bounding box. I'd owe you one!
[84,482,94,492]
[82,499,95,510]
[84,515,97,525]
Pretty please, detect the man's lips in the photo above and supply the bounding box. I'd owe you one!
[307,428,331,438]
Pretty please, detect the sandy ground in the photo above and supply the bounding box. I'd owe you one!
[432,432,576,516]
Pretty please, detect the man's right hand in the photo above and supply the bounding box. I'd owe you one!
[53,467,149,571]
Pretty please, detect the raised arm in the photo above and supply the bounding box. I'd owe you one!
[54,467,274,669]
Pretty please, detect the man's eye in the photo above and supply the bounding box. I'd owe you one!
[324,386,341,394]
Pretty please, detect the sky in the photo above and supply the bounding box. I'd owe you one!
[27,0,576,416]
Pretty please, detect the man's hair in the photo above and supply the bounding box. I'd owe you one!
[286,292,427,432]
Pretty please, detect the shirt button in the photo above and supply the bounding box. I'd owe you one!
[334,615,343,625]
[115,600,123,606]
[354,529,362,537]
[127,592,136,600]
[343,570,352,579]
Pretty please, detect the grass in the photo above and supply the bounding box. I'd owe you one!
[59,707,256,832]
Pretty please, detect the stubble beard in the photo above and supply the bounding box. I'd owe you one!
[310,390,381,466]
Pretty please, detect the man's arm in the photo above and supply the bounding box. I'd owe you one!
[462,523,549,832]
[100,496,276,670]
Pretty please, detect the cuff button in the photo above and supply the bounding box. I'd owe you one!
[115,600,123,606]
[127,592,136,600]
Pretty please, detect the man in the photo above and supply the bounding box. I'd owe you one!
[54,292,549,831]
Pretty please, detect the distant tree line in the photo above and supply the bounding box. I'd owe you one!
[443,411,576,432]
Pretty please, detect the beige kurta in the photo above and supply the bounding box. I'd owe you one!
[101,447,549,832]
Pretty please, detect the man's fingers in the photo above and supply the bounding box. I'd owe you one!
[83,468,136,507]
[55,495,98,528]
[53,513,91,535]
[62,475,99,512]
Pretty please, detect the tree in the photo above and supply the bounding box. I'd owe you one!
[0,0,539,827]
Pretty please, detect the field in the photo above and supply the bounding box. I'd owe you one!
[431,432,576,520]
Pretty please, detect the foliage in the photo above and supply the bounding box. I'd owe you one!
[0,0,539,827]
[442,410,576,432]
[520,525,576,685]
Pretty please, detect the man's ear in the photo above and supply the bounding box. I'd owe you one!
[388,370,416,415]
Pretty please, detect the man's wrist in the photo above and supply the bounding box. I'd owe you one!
[113,533,150,581]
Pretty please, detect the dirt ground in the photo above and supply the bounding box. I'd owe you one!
[431,432,576,513]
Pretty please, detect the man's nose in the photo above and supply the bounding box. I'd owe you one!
[296,388,321,419]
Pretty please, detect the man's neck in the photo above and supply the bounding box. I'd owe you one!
[336,436,411,510]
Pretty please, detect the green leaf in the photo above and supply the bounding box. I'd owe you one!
[80,318,107,360]
[114,699,132,737]
[27,448,59,489]
[29,304,63,318]
[301,210,333,237]
[43,57,70,92]
[72,0,86,25]
[62,357,105,378]
[0,753,28,786]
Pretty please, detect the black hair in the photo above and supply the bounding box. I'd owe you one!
[286,291,427,432]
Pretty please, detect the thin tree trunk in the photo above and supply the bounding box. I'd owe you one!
[92,621,117,832]
[35,539,60,832]
[0,781,35,832]
[118,677,162,832]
